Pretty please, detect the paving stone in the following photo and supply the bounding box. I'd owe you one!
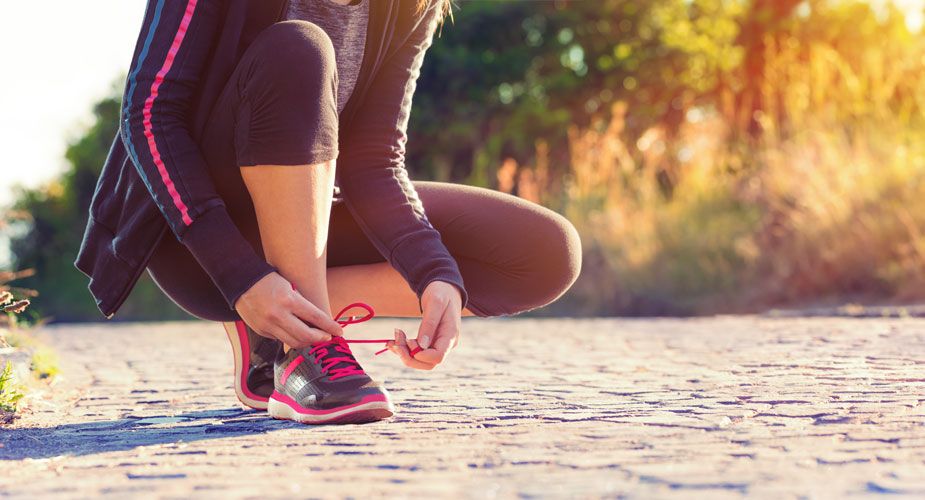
[0,317,924,498]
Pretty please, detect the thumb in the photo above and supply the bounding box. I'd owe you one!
[416,301,442,350]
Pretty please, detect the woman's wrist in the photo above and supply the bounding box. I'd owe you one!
[423,280,464,309]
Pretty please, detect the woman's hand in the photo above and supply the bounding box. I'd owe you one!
[234,272,343,348]
[387,280,462,370]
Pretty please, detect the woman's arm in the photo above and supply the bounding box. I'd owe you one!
[122,0,342,341]
[338,0,468,310]
[339,0,466,368]
[120,0,275,309]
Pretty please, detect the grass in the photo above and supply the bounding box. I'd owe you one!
[0,360,24,418]
[1,270,55,424]
[0,327,58,425]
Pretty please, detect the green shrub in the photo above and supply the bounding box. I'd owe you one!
[0,360,24,415]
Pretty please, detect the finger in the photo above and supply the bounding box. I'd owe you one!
[247,318,295,346]
[432,324,456,356]
[413,330,453,365]
[417,310,460,364]
[416,301,444,350]
[400,331,431,365]
[280,315,332,348]
[407,338,424,358]
[407,336,454,368]
[289,292,343,337]
[393,329,436,370]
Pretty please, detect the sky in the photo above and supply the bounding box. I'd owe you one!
[0,0,148,206]
[0,0,923,208]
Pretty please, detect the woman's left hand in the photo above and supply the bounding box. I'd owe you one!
[387,280,462,370]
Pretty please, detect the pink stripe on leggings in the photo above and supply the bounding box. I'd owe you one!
[142,0,198,226]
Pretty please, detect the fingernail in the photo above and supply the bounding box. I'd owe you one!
[394,328,400,339]
[420,335,430,349]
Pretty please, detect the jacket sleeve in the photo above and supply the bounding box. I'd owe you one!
[338,0,468,309]
[120,0,275,309]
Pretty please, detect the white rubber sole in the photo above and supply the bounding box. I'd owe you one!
[267,393,394,425]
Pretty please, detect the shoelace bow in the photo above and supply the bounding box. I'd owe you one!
[307,302,422,380]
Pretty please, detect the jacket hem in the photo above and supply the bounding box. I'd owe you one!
[75,216,169,318]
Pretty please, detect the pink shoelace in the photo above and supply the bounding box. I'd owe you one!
[289,284,422,357]
[306,302,422,381]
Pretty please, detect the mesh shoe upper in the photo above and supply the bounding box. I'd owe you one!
[274,338,387,410]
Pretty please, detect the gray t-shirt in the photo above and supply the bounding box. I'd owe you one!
[286,0,369,116]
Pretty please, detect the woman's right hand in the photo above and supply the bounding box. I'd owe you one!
[234,272,343,348]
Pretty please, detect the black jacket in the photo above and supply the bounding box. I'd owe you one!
[75,0,466,318]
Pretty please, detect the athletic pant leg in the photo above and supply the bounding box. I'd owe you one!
[147,21,339,322]
[328,182,582,317]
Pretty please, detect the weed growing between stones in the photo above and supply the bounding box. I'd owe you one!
[0,268,54,425]
[0,360,24,424]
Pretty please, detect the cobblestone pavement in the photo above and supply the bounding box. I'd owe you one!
[1,317,924,499]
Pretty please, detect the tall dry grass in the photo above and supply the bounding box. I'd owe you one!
[502,24,925,315]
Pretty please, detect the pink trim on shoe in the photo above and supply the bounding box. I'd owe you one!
[270,391,388,416]
[223,321,269,410]
[279,354,304,385]
[235,321,259,401]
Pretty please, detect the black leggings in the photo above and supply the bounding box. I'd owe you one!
[146,21,581,322]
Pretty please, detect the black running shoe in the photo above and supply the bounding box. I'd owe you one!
[222,321,282,410]
[268,337,394,424]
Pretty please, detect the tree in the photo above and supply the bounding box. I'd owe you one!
[8,92,191,322]
[409,0,747,194]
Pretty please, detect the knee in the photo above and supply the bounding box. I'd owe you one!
[248,21,337,96]
[472,206,582,317]
[523,209,583,308]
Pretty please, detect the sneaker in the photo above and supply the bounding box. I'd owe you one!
[222,321,282,410]
[268,337,394,424]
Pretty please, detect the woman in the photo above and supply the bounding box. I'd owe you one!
[75,0,581,425]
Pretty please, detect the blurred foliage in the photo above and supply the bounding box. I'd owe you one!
[5,0,925,319]
[29,347,60,380]
[410,0,752,194]
[1,272,42,422]
[5,93,191,322]
[454,0,925,315]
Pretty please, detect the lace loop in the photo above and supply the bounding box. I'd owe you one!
[332,302,394,355]
[287,292,404,359]
[334,302,375,327]
[305,302,397,381]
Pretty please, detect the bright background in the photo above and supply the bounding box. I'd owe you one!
[0,0,147,207]
[2,0,924,321]
[1,1,922,206]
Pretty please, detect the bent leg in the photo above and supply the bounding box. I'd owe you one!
[326,182,582,318]
[148,21,342,321]
[243,163,335,316]
[235,21,340,316]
